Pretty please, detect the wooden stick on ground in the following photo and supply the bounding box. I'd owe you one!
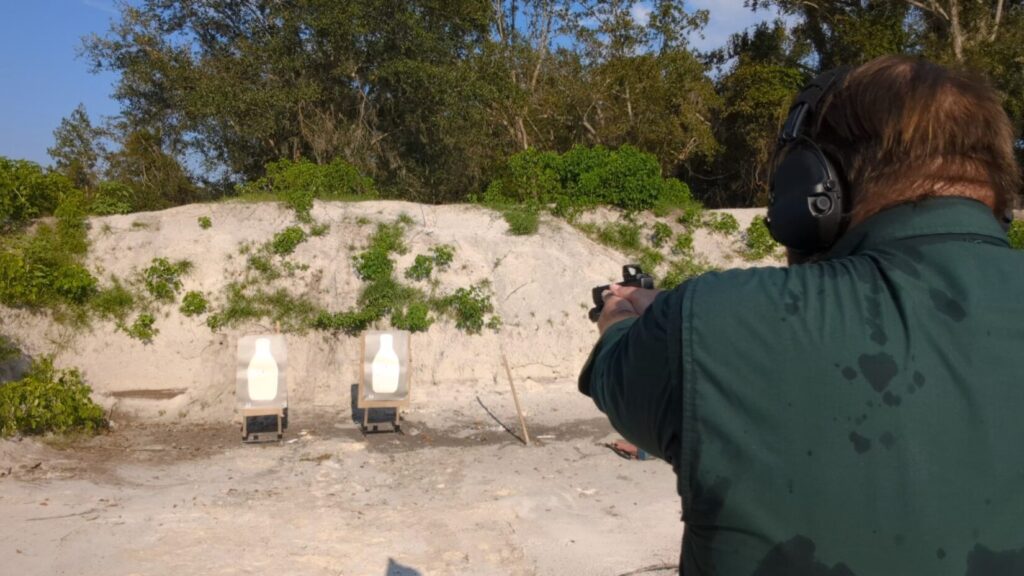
[501,350,531,446]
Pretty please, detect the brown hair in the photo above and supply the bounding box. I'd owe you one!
[813,55,1021,225]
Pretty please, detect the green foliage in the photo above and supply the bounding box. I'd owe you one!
[353,223,406,281]
[596,221,643,252]
[310,309,378,336]
[1008,220,1024,250]
[270,226,307,255]
[142,258,193,302]
[397,213,415,226]
[179,291,209,316]
[247,254,279,279]
[431,244,455,269]
[0,357,107,437]
[486,146,697,215]
[0,335,19,362]
[503,205,540,235]
[437,282,497,334]
[125,313,158,343]
[90,181,135,215]
[91,278,135,323]
[742,216,780,260]
[309,222,329,237]
[240,158,377,221]
[0,157,71,233]
[206,284,319,333]
[672,232,695,256]
[661,257,716,290]
[651,222,673,248]
[198,216,212,230]
[391,301,434,333]
[0,192,97,313]
[405,254,434,281]
[704,212,740,235]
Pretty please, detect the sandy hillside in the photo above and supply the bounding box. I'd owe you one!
[0,201,778,576]
[1,200,778,427]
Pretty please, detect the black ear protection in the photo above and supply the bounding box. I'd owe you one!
[767,68,850,254]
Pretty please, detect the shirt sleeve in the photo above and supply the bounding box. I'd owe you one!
[578,288,684,465]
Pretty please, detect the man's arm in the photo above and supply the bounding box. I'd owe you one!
[579,288,684,465]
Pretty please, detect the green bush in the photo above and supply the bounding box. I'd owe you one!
[0,193,96,312]
[205,284,319,333]
[503,205,540,235]
[431,244,455,269]
[270,226,307,255]
[180,291,209,316]
[651,222,673,248]
[309,222,329,236]
[596,221,643,252]
[0,157,71,233]
[437,282,498,334]
[0,335,19,362]
[311,309,377,335]
[142,258,193,302]
[91,181,135,215]
[484,145,697,215]
[354,249,394,283]
[661,257,715,290]
[391,301,434,333]
[125,312,158,343]
[91,278,135,323]
[1009,220,1024,250]
[672,231,694,256]
[247,253,279,279]
[704,212,740,235]
[743,216,779,260]
[677,202,705,228]
[405,254,434,281]
[198,216,212,229]
[239,157,377,221]
[0,357,107,437]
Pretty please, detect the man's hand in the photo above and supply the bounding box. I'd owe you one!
[597,284,663,335]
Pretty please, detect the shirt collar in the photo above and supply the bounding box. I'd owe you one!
[827,197,1009,258]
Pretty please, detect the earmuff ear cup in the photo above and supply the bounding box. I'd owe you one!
[767,138,846,252]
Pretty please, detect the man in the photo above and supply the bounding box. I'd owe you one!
[580,55,1024,575]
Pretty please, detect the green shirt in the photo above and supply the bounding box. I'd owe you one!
[580,198,1024,575]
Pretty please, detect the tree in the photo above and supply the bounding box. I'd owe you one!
[48,105,104,191]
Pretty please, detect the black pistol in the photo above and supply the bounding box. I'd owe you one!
[588,265,655,322]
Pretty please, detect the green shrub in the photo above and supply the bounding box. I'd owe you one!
[91,278,135,323]
[91,181,135,215]
[1009,220,1024,250]
[247,253,279,279]
[125,313,158,343]
[651,222,673,248]
[704,212,740,235]
[637,248,664,275]
[0,157,70,233]
[397,213,415,226]
[198,216,212,229]
[431,244,455,269]
[677,203,705,228]
[311,309,377,335]
[359,278,424,317]
[661,257,715,290]
[270,226,307,255]
[239,157,377,221]
[0,194,96,311]
[672,232,694,256]
[743,216,779,260]
[142,258,193,302]
[309,222,329,237]
[391,301,434,332]
[503,205,539,235]
[0,357,107,437]
[437,282,498,334]
[354,249,394,283]
[596,221,643,252]
[205,284,318,333]
[484,145,697,215]
[180,291,209,316]
[405,254,434,281]
[0,335,19,362]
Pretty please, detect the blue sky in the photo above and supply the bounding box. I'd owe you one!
[0,0,781,167]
